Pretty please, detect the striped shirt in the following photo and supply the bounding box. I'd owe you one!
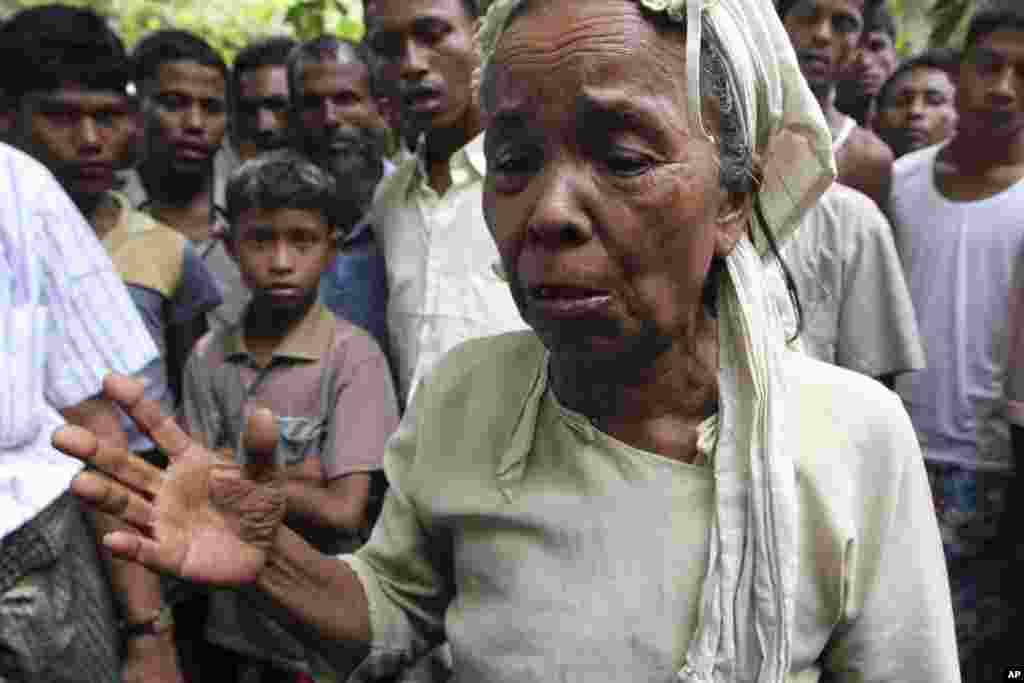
[0,144,157,541]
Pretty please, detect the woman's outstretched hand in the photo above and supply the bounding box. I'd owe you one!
[53,374,286,586]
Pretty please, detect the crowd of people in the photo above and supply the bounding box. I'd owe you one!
[0,0,1021,681]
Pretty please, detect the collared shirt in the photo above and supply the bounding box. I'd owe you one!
[119,153,250,331]
[183,300,399,672]
[0,144,157,541]
[342,332,957,682]
[367,133,527,401]
[320,218,392,363]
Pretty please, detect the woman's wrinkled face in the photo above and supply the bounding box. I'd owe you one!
[482,0,746,365]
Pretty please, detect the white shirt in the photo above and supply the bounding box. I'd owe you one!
[367,133,527,400]
[0,144,157,540]
[769,183,925,377]
[890,143,1024,471]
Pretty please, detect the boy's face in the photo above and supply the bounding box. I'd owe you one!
[957,27,1024,142]
[782,0,866,97]
[144,60,227,176]
[17,83,137,203]
[231,207,336,318]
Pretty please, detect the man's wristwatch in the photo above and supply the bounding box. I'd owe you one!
[119,605,175,640]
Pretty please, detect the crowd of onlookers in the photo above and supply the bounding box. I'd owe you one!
[0,0,1021,681]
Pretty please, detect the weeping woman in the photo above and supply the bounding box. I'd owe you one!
[55,0,959,680]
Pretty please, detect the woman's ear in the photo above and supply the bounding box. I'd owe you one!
[713,189,753,257]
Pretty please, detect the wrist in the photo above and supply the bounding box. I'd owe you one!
[120,605,175,643]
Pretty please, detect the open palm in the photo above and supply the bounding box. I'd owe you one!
[55,374,286,586]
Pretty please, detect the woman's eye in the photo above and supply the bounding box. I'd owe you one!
[605,151,654,177]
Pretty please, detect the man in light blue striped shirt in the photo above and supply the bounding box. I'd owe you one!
[0,142,157,682]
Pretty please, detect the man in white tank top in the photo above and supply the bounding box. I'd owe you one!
[888,3,1024,677]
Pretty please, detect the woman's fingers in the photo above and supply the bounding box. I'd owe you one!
[103,374,203,464]
[71,469,154,530]
[53,424,164,498]
[104,531,177,575]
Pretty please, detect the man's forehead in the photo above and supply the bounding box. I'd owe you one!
[366,0,471,30]
[27,85,131,107]
[788,0,866,16]
[238,65,289,95]
[154,60,225,90]
[300,60,369,90]
[969,27,1024,62]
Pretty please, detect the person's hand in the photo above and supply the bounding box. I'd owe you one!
[52,373,286,586]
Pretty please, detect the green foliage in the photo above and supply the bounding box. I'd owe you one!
[0,0,365,61]
[285,0,363,41]
[928,0,972,48]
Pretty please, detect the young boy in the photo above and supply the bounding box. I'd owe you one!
[182,150,400,682]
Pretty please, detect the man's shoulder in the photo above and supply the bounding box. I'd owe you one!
[848,125,894,166]
[892,144,940,184]
[817,182,891,238]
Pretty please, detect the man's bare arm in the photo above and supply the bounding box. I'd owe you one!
[284,472,373,534]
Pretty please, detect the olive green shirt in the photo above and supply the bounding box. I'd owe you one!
[343,332,958,682]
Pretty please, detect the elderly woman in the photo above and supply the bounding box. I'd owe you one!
[54,0,958,680]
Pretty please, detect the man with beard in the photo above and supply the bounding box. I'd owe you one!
[287,36,393,358]
[780,0,895,208]
[888,2,1024,677]
[229,37,297,163]
[875,48,959,159]
[364,0,527,402]
[124,30,248,334]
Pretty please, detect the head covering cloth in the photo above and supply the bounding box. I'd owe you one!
[476,0,836,681]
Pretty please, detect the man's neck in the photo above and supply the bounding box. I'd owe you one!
[946,128,1024,173]
[814,86,848,136]
[423,107,481,195]
[138,157,212,206]
[79,192,120,241]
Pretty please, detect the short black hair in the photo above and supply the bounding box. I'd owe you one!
[877,48,960,108]
[226,149,359,237]
[0,4,129,101]
[365,0,479,20]
[964,0,1024,52]
[230,36,297,108]
[777,0,884,24]
[286,35,374,100]
[133,29,228,88]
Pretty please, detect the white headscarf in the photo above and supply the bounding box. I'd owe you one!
[476,1,836,681]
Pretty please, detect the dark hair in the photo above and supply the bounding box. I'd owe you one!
[483,2,804,337]
[226,149,359,238]
[777,0,884,25]
[863,3,896,40]
[230,37,297,109]
[964,0,1024,52]
[286,35,374,100]
[877,47,960,108]
[365,0,479,20]
[133,30,228,88]
[0,5,129,101]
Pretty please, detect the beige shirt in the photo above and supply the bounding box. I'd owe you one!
[342,332,958,682]
[769,183,925,378]
[367,134,527,401]
[119,156,249,331]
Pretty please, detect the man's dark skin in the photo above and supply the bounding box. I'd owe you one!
[781,0,894,208]
[364,0,482,195]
